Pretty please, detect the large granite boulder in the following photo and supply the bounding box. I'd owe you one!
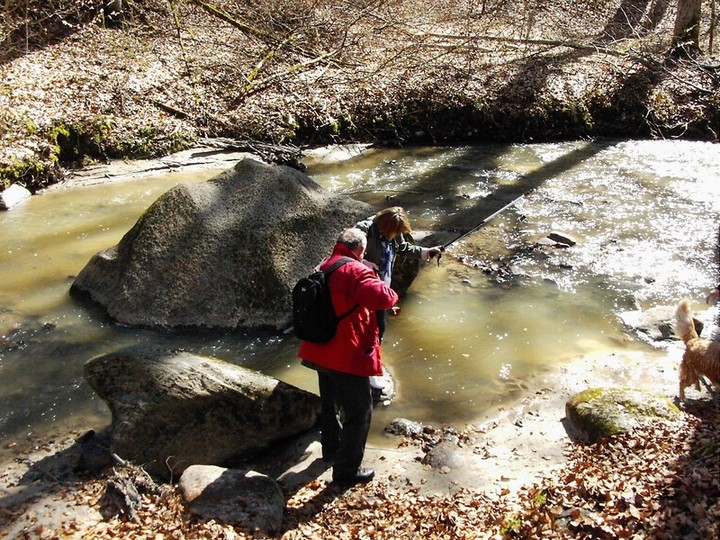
[70,157,373,331]
[565,387,681,443]
[84,345,321,479]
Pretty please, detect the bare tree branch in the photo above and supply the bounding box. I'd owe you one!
[186,0,336,63]
[243,47,344,97]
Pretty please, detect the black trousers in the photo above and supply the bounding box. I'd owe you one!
[317,369,372,477]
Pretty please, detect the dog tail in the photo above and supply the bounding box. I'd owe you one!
[675,298,699,344]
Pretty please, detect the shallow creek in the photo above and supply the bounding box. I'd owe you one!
[1,140,719,456]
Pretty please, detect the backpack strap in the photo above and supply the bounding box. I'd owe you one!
[323,257,358,320]
[323,256,355,275]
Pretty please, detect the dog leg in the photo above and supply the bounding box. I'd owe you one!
[678,361,686,400]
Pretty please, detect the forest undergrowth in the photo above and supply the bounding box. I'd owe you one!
[1,0,719,191]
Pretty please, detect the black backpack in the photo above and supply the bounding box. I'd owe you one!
[292,257,358,343]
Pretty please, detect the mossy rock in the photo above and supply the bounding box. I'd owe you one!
[565,387,681,443]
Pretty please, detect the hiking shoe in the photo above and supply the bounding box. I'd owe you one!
[332,467,375,485]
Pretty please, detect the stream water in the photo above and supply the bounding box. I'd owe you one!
[1,139,719,458]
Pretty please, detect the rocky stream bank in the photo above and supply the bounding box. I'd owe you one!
[1,153,718,537]
[2,1,720,537]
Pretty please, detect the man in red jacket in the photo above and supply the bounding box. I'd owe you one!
[298,227,399,485]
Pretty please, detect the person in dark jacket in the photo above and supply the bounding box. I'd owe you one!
[298,228,399,485]
[356,206,442,340]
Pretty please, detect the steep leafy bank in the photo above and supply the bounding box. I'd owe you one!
[1,0,719,192]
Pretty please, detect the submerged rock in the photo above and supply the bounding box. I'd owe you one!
[547,231,577,246]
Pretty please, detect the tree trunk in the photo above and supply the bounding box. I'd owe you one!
[672,0,702,55]
[711,0,717,53]
[103,0,124,27]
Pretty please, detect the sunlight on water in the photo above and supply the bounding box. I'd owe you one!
[305,140,720,434]
[512,141,720,306]
[1,140,720,453]
[367,261,641,428]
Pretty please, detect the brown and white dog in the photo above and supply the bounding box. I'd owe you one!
[675,298,720,400]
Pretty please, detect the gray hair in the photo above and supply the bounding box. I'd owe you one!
[337,227,367,250]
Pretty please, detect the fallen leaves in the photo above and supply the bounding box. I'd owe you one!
[1,398,717,539]
[280,400,718,539]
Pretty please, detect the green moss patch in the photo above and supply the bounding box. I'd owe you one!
[565,387,681,443]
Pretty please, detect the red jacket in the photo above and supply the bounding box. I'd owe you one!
[298,243,398,376]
